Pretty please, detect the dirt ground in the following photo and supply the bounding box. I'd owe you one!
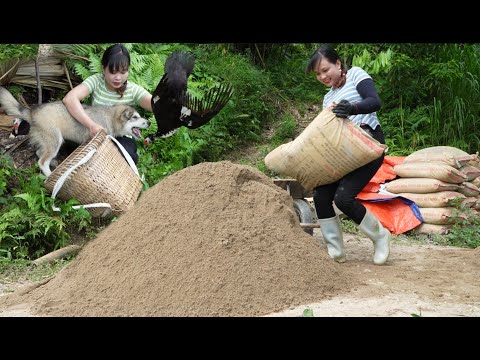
[268,232,480,317]
[1,230,478,317]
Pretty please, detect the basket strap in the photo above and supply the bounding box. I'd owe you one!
[107,135,140,177]
[51,148,112,215]
[50,135,141,216]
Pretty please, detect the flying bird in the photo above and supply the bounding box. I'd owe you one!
[144,51,233,145]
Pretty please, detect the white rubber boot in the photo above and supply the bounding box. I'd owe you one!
[318,216,346,263]
[358,210,390,265]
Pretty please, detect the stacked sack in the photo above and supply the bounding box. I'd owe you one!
[386,146,480,234]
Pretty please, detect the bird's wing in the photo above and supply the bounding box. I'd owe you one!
[151,73,169,108]
[181,83,233,129]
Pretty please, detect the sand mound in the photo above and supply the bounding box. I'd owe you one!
[3,161,356,316]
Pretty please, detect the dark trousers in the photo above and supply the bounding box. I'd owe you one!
[115,136,139,165]
[313,124,385,224]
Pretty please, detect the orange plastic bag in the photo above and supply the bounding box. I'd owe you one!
[361,156,405,193]
[357,155,421,235]
[384,155,407,167]
[356,192,423,235]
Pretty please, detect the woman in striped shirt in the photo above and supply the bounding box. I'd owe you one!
[305,44,390,265]
[63,44,152,164]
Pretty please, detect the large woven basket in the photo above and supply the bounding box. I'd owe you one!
[44,130,143,217]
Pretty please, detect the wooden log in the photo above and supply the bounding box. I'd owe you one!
[14,58,65,77]
[32,244,82,266]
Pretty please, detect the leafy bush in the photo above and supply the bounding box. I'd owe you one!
[0,155,91,260]
[0,44,38,63]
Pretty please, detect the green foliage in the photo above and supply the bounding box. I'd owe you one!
[137,127,206,186]
[350,47,393,75]
[422,45,480,153]
[377,44,480,154]
[248,143,281,176]
[0,257,70,285]
[303,308,314,317]
[0,44,38,62]
[271,113,297,147]
[0,189,91,260]
[60,43,183,93]
[181,45,273,162]
[438,202,480,248]
[264,43,323,104]
[340,218,361,235]
[4,84,28,100]
[381,103,431,155]
[411,198,480,249]
[0,154,91,260]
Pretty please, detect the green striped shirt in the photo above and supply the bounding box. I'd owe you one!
[83,73,149,107]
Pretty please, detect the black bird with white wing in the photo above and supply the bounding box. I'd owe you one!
[144,51,233,146]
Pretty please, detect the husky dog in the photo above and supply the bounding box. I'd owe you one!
[0,86,150,177]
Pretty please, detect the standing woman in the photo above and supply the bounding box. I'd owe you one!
[63,43,152,164]
[305,44,390,265]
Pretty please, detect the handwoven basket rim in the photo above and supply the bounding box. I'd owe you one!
[44,130,107,187]
[43,130,142,216]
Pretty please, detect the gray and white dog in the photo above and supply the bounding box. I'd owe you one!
[0,86,150,177]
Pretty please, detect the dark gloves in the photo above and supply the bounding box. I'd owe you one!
[333,99,356,118]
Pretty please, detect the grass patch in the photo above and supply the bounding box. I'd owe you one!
[0,257,71,289]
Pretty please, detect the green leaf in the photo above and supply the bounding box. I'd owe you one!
[303,308,314,317]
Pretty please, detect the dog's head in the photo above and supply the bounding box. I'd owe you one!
[117,106,151,139]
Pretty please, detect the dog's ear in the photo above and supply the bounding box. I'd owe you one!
[121,107,135,121]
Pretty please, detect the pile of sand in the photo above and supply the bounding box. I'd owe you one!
[2,161,356,316]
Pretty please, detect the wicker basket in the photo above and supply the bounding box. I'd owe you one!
[44,130,143,217]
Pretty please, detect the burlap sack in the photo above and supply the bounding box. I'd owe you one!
[412,223,452,235]
[472,177,480,187]
[458,182,480,197]
[419,207,456,225]
[385,178,460,194]
[393,162,467,183]
[459,164,480,181]
[264,109,387,191]
[404,146,478,169]
[396,191,465,208]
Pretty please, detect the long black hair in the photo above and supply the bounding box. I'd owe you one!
[102,43,130,96]
[305,44,348,76]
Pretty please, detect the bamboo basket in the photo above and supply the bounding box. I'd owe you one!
[44,130,143,217]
